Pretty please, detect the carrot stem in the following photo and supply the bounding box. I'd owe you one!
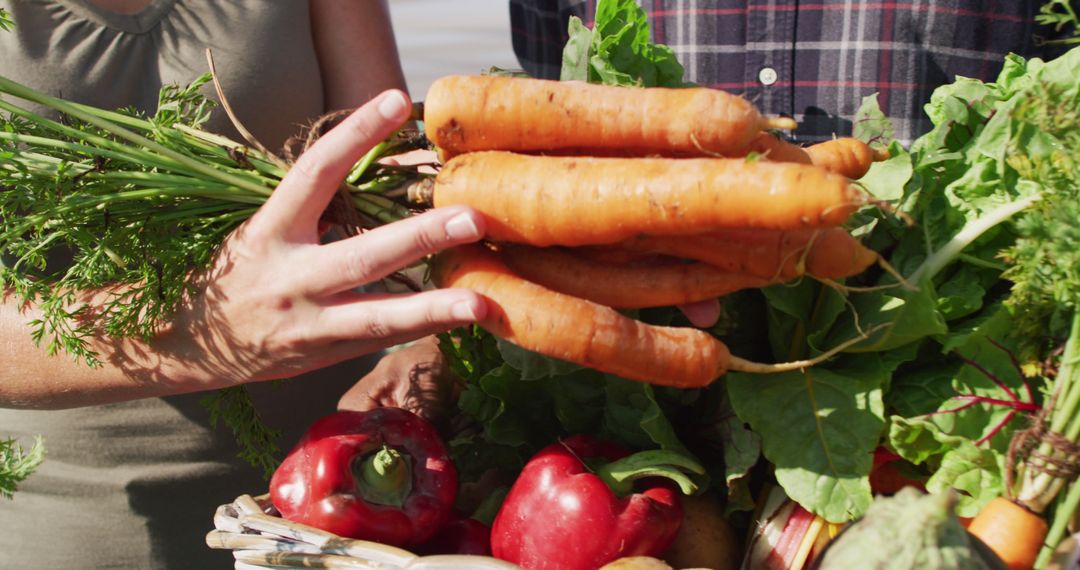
[762,117,798,130]
[1019,313,1080,512]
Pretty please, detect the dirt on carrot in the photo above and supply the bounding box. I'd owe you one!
[497,243,771,308]
[432,244,732,388]
[611,228,878,281]
[424,75,794,157]
[416,152,864,247]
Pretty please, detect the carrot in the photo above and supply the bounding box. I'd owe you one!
[413,152,864,247]
[497,244,771,308]
[571,245,664,266]
[740,132,812,164]
[805,138,889,180]
[616,228,879,281]
[433,244,730,387]
[423,75,796,156]
[967,497,1048,570]
[434,245,885,387]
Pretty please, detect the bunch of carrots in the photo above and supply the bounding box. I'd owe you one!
[414,75,889,388]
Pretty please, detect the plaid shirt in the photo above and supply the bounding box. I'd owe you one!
[509,0,1069,143]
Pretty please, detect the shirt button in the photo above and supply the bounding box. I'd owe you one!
[759,67,778,86]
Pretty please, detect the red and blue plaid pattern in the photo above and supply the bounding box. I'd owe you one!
[509,0,1069,143]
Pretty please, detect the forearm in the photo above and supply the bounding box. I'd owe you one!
[0,291,228,409]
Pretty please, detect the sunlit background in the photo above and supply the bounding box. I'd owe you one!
[388,0,521,99]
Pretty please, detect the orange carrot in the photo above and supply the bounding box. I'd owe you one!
[414,152,864,247]
[967,497,1048,570]
[805,138,888,180]
[434,245,880,387]
[423,75,795,156]
[498,244,771,308]
[571,245,665,266]
[433,244,731,387]
[617,228,878,281]
[740,132,812,164]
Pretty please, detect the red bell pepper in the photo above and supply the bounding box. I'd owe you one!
[269,407,457,547]
[490,435,704,570]
[416,516,492,556]
[416,485,506,556]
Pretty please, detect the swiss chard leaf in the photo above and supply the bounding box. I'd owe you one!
[888,415,1006,517]
[827,280,948,354]
[560,16,593,82]
[853,93,895,148]
[727,354,894,523]
[559,0,688,88]
[497,338,583,381]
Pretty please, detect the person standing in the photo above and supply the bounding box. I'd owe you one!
[0,1,486,567]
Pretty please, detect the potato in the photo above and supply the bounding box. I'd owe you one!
[599,556,674,570]
[662,492,741,570]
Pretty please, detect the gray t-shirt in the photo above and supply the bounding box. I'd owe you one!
[0,1,382,567]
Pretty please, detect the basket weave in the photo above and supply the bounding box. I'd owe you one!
[207,493,520,570]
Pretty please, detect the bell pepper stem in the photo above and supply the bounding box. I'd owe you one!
[354,445,413,507]
[593,449,706,497]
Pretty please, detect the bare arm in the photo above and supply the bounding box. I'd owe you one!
[310,0,408,110]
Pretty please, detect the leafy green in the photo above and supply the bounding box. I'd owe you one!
[0,436,44,500]
[889,418,1004,517]
[872,46,1080,558]
[560,0,687,88]
[852,93,895,149]
[452,6,1080,533]
[1035,0,1080,45]
[727,355,888,523]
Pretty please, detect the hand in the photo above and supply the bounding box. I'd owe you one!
[149,90,487,390]
[338,335,457,428]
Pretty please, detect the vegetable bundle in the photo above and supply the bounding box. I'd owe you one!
[416,73,887,388]
[0,72,427,475]
[432,2,1080,569]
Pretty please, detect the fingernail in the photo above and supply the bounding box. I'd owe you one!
[377,91,408,120]
[451,299,479,321]
[445,212,481,240]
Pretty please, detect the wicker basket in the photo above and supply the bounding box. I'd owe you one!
[207,493,521,570]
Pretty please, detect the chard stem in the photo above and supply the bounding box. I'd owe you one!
[909,195,1041,283]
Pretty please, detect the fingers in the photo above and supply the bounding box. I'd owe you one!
[313,289,487,345]
[677,298,722,328]
[302,205,485,297]
[257,90,412,238]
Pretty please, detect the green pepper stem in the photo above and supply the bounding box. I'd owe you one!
[354,446,413,507]
[594,449,706,497]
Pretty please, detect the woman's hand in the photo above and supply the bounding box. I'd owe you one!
[153,90,487,389]
[338,335,457,429]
